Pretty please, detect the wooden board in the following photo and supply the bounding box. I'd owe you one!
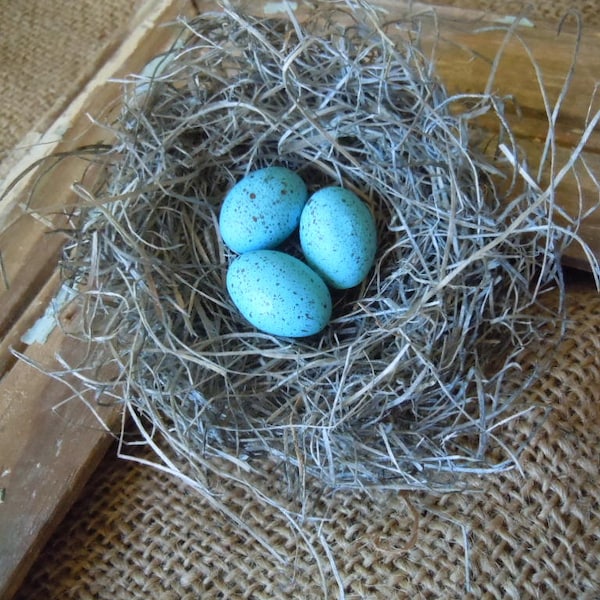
[0,1,598,598]
[0,313,122,600]
[412,5,600,270]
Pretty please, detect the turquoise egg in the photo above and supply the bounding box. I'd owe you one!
[219,166,308,254]
[226,250,332,337]
[299,187,377,289]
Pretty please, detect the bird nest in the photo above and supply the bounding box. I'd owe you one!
[49,1,595,503]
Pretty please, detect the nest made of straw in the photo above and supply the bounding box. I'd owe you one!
[57,0,593,498]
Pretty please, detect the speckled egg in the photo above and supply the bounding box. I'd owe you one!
[219,166,308,254]
[299,187,377,289]
[226,250,332,337]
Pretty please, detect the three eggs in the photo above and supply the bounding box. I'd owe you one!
[219,166,377,337]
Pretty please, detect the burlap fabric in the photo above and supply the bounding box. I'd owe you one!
[0,0,140,166]
[5,1,600,599]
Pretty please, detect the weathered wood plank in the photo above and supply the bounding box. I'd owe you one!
[422,10,600,272]
[0,317,122,600]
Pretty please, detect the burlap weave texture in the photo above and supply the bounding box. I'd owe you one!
[0,0,139,165]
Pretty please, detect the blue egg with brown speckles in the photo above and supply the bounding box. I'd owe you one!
[226,250,332,337]
[219,166,308,253]
[300,187,377,289]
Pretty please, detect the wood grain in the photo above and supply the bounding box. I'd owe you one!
[417,9,600,270]
[0,316,122,600]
